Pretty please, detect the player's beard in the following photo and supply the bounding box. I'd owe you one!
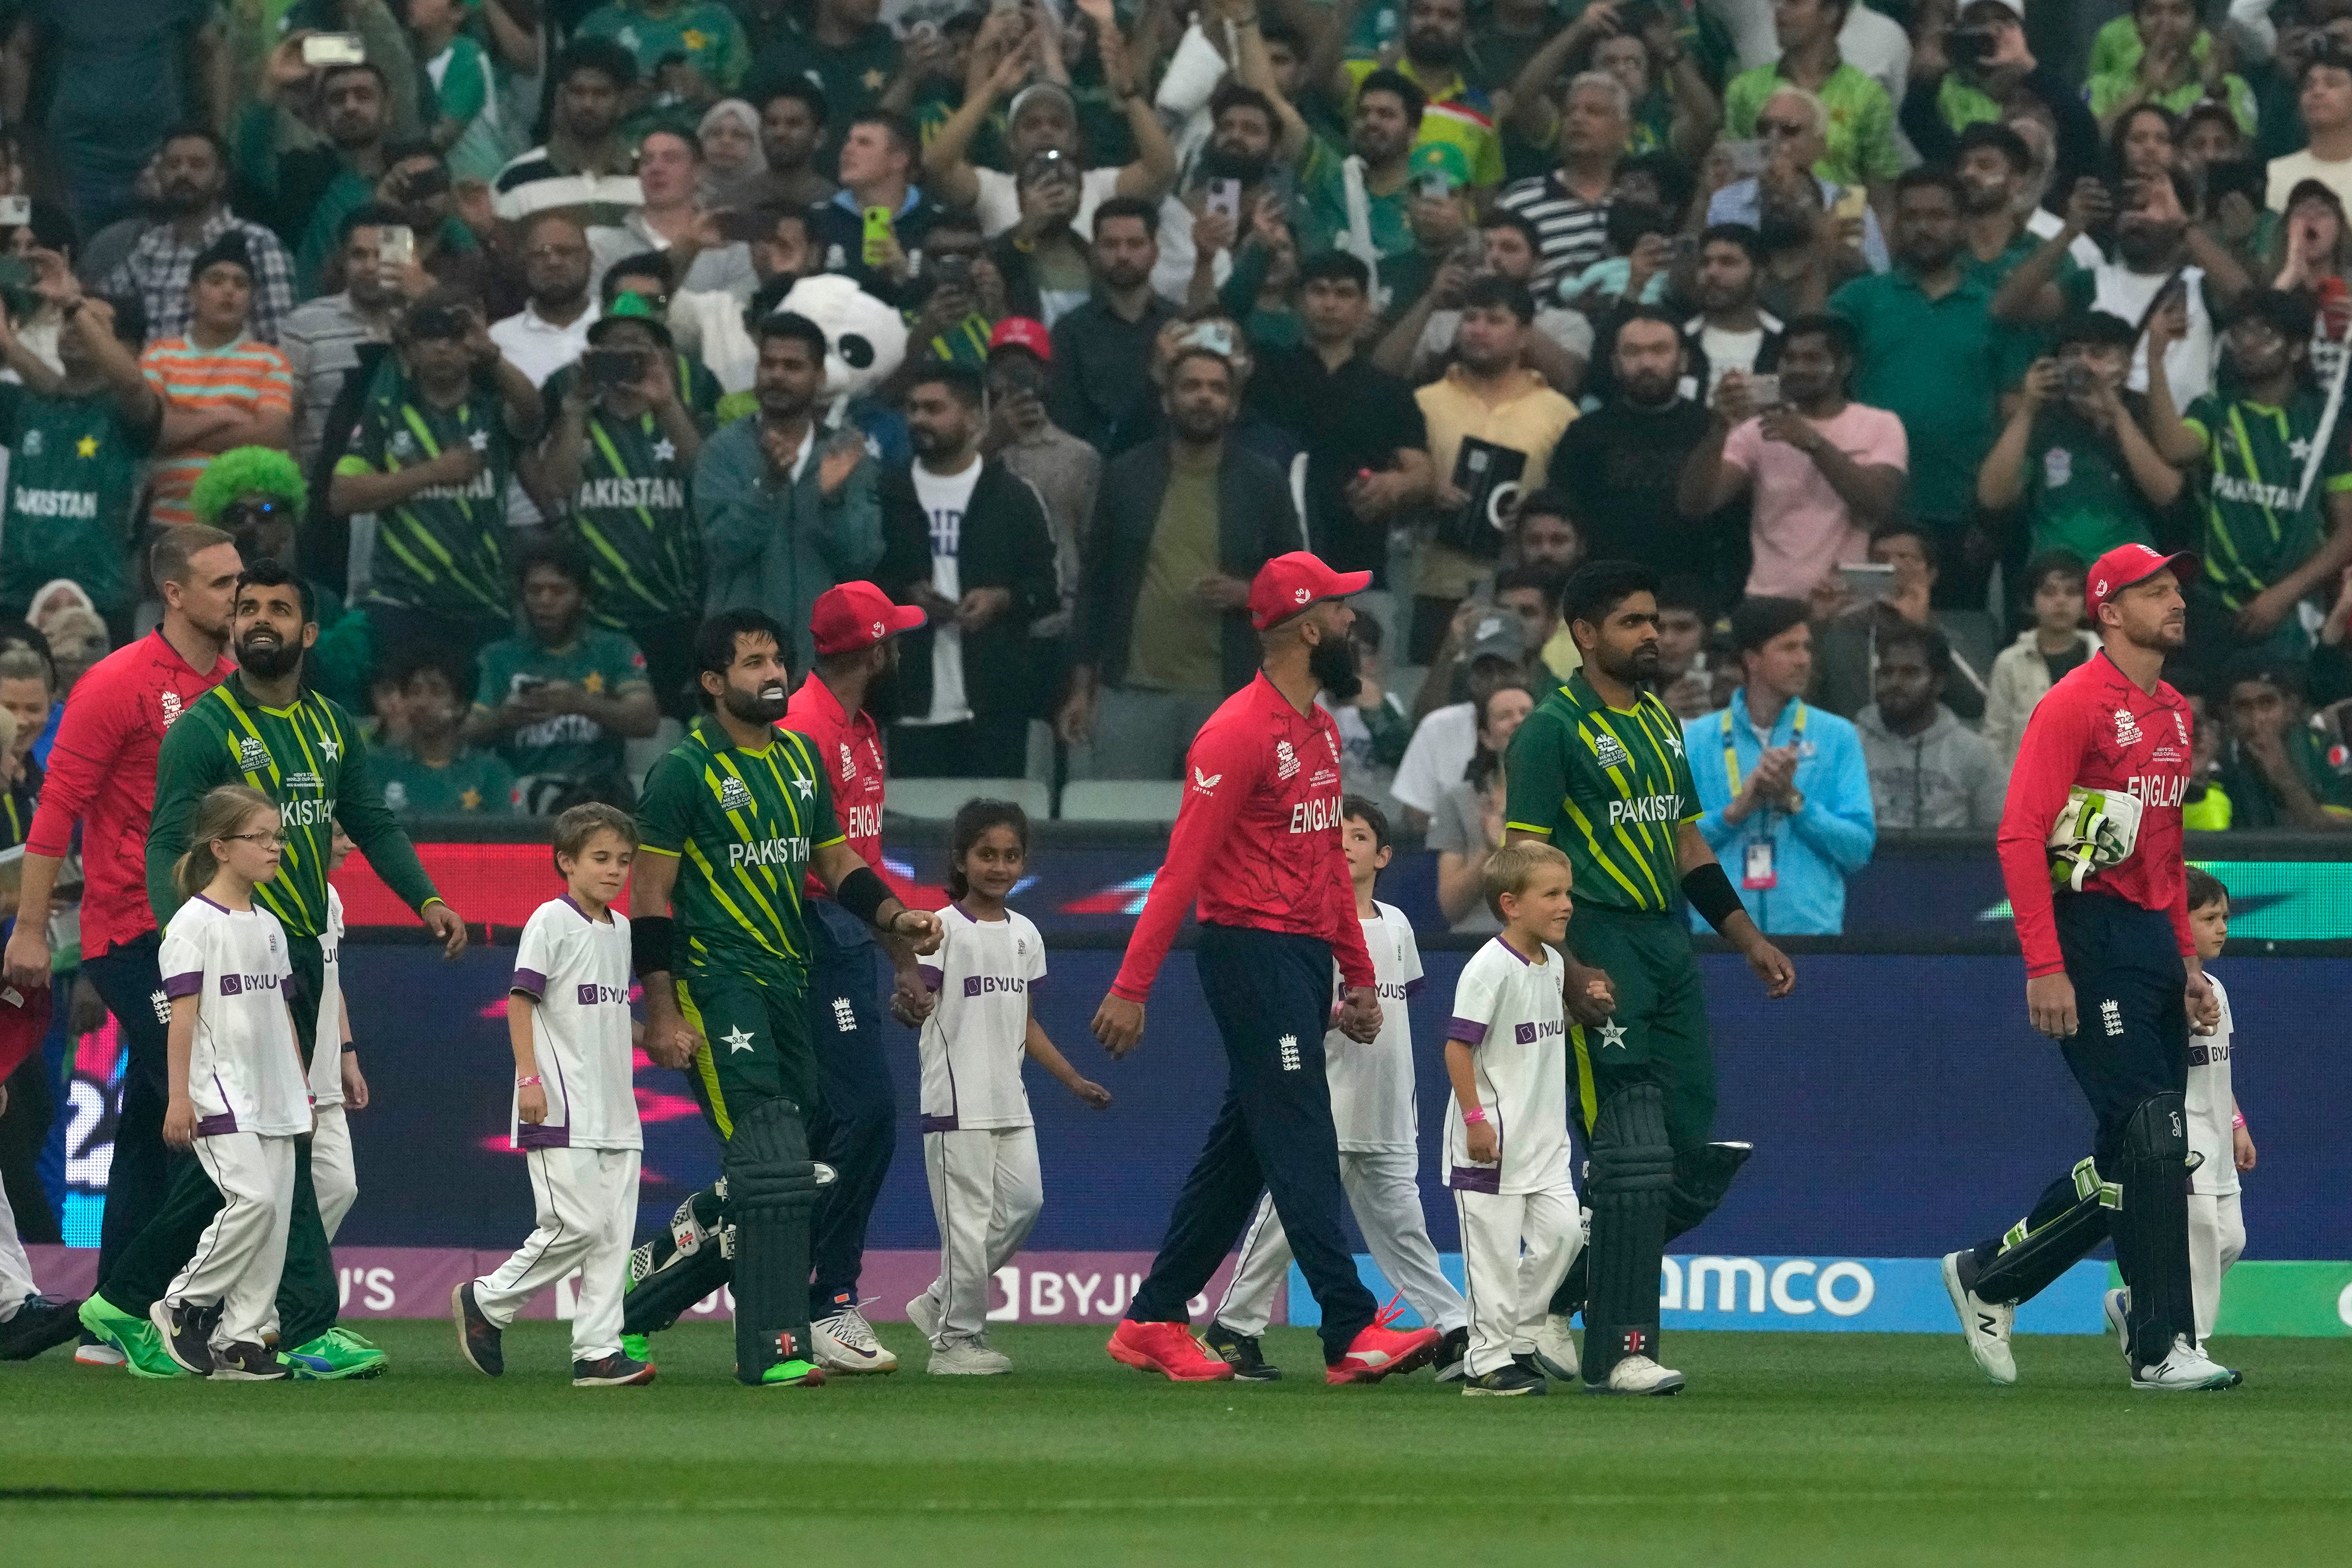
[864,654,907,724]
[1597,637,1662,686]
[720,679,790,725]
[235,627,302,679]
[1309,629,1360,700]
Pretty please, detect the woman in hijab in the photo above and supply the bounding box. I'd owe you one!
[697,99,770,211]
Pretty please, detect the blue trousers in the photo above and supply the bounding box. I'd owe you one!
[1128,925,1377,1363]
[804,902,896,1318]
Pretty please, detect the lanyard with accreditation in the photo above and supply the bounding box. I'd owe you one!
[1721,701,1807,890]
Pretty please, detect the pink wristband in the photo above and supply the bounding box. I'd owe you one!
[517,1075,542,1088]
[1461,1106,1488,1124]
[2232,1111,2246,1129]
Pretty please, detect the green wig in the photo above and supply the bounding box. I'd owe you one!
[189,445,308,527]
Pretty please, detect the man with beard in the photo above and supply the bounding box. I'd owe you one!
[613,607,943,1386]
[4,527,240,1367]
[80,557,467,1379]
[1336,0,1503,197]
[1062,346,1304,780]
[242,60,399,295]
[757,83,838,213]
[696,312,882,673]
[1046,199,1177,448]
[1501,560,1796,1395]
[103,128,296,346]
[925,54,1177,242]
[1551,310,1720,590]
[493,41,647,225]
[1298,70,1426,292]
[1941,543,2240,1393]
[1990,170,2252,410]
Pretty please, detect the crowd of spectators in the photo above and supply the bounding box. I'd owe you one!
[0,0,2340,922]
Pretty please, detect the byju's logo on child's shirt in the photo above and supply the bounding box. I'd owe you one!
[962,975,1027,998]
[575,983,630,1006]
[219,973,282,996]
[1513,1018,1564,1044]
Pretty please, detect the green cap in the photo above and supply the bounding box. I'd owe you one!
[1408,141,1472,191]
[588,290,672,347]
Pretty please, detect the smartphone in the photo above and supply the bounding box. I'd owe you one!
[379,224,414,270]
[1840,562,1896,603]
[1206,178,1242,222]
[302,32,368,66]
[2204,157,2267,208]
[0,196,28,226]
[861,204,895,267]
[1725,139,1768,179]
[1746,372,1782,411]
[1672,232,1698,262]
[930,252,974,290]
[400,163,451,202]
[584,348,642,389]
[2061,362,2098,398]
[1181,319,1236,359]
[1947,28,1998,66]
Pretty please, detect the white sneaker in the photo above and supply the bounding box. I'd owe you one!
[1531,1314,1581,1381]
[2132,1335,2242,1392]
[1588,1353,1684,1396]
[74,1340,127,1368]
[927,1336,1012,1376]
[906,1291,942,1348]
[1942,1250,2016,1386]
[811,1301,899,1374]
[2102,1288,2132,1359]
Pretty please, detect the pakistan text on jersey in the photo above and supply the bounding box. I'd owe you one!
[729,836,811,868]
[577,476,686,510]
[11,487,99,520]
[1287,794,1344,833]
[280,798,335,827]
[516,714,606,748]
[410,472,501,503]
[2211,473,2298,510]
[1608,793,1685,827]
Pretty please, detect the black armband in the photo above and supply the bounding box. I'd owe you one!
[631,914,675,978]
[835,866,898,930]
[1682,861,1746,935]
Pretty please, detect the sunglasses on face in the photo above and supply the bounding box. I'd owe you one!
[220,499,290,527]
[1757,119,1809,138]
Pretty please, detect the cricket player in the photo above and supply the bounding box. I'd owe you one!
[1207,795,1469,1382]
[5,525,241,1367]
[1942,543,2241,1393]
[85,559,468,1380]
[620,609,942,1387]
[1502,559,1796,1396]
[1096,551,1444,1387]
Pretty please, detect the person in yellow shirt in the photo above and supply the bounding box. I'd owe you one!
[1338,0,1504,194]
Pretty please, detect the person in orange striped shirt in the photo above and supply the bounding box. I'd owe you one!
[137,233,295,531]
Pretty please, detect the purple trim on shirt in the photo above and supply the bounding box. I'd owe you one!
[918,1113,960,1133]
[1445,1015,1488,1044]
[194,894,233,913]
[517,1121,571,1150]
[1405,977,1427,998]
[1447,1164,1501,1194]
[1493,935,1535,966]
[560,895,587,921]
[918,965,944,991]
[511,967,548,1001]
[163,971,204,999]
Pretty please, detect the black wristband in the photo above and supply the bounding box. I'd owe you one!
[631,914,675,978]
[835,865,898,931]
[1682,861,1746,935]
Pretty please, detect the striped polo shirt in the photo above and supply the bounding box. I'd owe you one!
[138,335,295,527]
[1496,169,1613,296]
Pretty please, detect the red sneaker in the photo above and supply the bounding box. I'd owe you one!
[1107,1319,1234,1382]
[1326,1299,1443,1385]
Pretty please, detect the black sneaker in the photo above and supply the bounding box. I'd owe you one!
[1203,1320,1281,1381]
[0,1295,86,1361]
[149,1299,214,1376]
[210,1340,290,1380]
[1463,1361,1549,1397]
[451,1281,503,1377]
[1433,1325,1471,1383]
[1514,1351,1549,1380]
[573,1353,657,1387]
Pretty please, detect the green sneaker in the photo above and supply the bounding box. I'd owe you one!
[621,1333,651,1363]
[78,1294,189,1379]
[756,1358,826,1387]
[285,1326,389,1381]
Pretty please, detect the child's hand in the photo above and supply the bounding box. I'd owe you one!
[2234,1123,2256,1172]
[1582,978,1613,1010]
[1466,1120,1499,1164]
[163,1097,197,1150]
[1070,1076,1112,1110]
[340,1053,370,1111]
[518,1083,548,1124]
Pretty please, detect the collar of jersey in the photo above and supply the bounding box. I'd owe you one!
[1567,671,1641,716]
[228,671,305,719]
[692,714,774,756]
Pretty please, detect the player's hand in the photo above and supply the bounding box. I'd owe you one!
[890,907,944,955]
[2026,971,2077,1040]
[2233,1122,2256,1171]
[1465,1120,1500,1164]
[163,1096,198,1150]
[889,967,936,1026]
[423,901,468,959]
[2184,967,2221,1033]
[1092,992,1145,1057]
[1069,1076,1112,1109]
[517,1082,548,1124]
[645,1008,704,1069]
[341,1053,370,1110]
[2,923,51,990]
[1743,935,1796,998]
[1562,960,1615,1025]
[1337,985,1383,1044]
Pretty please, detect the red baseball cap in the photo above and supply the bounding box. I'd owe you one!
[1249,551,1373,630]
[811,580,926,657]
[988,317,1052,363]
[2086,543,2198,619]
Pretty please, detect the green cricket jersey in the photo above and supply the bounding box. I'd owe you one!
[2024,398,2162,564]
[2182,389,2352,610]
[547,357,718,628]
[637,716,842,985]
[369,742,518,817]
[0,382,153,614]
[147,673,444,939]
[334,369,517,624]
[1504,675,1702,915]
[474,626,651,788]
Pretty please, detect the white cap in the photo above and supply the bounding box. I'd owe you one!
[1961,0,2026,17]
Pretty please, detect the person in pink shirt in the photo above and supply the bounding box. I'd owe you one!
[1675,314,1909,599]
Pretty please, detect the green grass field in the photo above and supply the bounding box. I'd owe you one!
[3,1322,2345,1566]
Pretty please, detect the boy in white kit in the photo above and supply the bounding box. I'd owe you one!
[151,785,313,1380]
[1445,840,1612,1397]
[454,804,653,1387]
[905,801,1109,1375]
[1208,796,1471,1382]
[2106,868,2254,1350]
